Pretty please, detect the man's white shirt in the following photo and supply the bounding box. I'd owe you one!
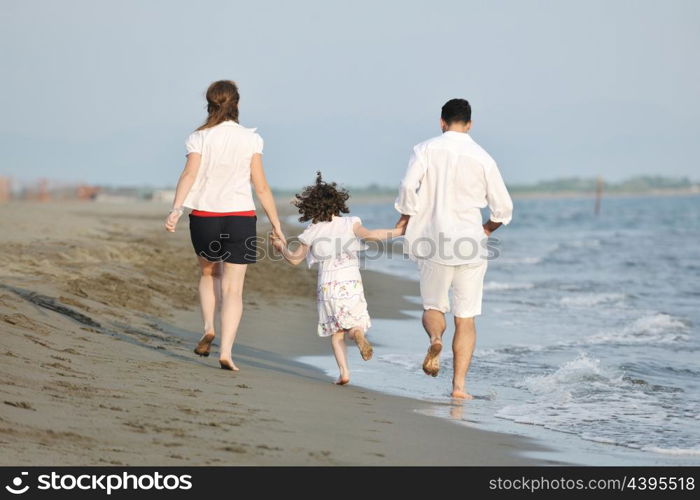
[395,131,513,265]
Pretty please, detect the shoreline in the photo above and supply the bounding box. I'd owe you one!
[0,201,559,465]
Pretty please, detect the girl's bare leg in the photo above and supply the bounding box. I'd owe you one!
[331,331,350,385]
[219,262,247,370]
[194,257,222,356]
[348,327,373,361]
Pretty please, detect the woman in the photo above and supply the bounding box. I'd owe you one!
[165,80,285,371]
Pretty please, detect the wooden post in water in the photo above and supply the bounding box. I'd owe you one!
[594,176,604,215]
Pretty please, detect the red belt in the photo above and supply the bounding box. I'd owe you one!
[191,210,256,217]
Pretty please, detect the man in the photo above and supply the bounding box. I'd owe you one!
[395,98,513,399]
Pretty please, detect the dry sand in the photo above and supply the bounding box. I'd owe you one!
[0,201,554,465]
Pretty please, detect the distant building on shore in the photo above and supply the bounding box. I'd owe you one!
[151,189,175,203]
[0,176,10,203]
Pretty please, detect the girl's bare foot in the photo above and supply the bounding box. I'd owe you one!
[335,368,350,385]
[352,329,373,361]
[194,331,215,357]
[219,358,239,371]
[451,389,473,400]
[422,339,442,377]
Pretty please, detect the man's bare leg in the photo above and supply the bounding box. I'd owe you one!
[451,316,476,399]
[422,309,445,376]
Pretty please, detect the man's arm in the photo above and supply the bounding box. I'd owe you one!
[394,146,427,218]
[483,158,513,235]
[482,219,502,236]
[395,214,410,233]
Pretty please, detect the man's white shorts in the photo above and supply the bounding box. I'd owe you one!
[417,259,488,318]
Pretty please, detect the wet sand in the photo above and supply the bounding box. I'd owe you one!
[0,201,554,465]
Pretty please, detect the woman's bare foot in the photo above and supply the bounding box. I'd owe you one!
[422,340,442,377]
[352,329,373,361]
[450,389,473,400]
[194,331,215,357]
[219,358,239,371]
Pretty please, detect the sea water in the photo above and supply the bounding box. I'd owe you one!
[296,194,700,465]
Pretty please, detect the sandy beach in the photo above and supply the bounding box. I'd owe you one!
[0,201,554,466]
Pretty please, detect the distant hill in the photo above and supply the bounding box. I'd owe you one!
[508,176,696,194]
[273,176,698,198]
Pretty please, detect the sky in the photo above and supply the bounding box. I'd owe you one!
[1,0,699,189]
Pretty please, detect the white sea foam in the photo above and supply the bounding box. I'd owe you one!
[520,353,623,394]
[492,353,696,455]
[587,313,690,345]
[559,293,626,307]
[641,446,700,456]
[376,353,422,371]
[484,281,536,291]
[497,256,542,265]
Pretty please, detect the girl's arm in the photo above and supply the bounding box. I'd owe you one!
[353,223,404,241]
[251,154,286,244]
[165,153,201,232]
[272,238,309,266]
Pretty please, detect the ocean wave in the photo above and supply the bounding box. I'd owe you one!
[475,344,547,362]
[496,256,542,265]
[586,313,690,345]
[484,281,535,291]
[518,353,624,395]
[494,353,691,453]
[559,293,627,307]
[640,446,700,456]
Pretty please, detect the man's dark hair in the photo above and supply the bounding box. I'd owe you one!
[441,98,471,124]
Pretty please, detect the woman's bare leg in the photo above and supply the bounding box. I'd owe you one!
[219,262,247,370]
[197,257,222,335]
[194,257,221,355]
[331,331,350,385]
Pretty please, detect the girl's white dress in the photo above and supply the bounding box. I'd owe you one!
[298,216,371,337]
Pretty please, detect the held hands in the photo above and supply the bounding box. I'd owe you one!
[269,231,286,252]
[164,209,183,232]
[271,224,287,246]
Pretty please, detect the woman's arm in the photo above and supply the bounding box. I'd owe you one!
[271,237,309,266]
[353,223,404,242]
[165,153,201,232]
[250,154,286,244]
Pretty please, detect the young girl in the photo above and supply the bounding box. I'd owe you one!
[271,173,403,385]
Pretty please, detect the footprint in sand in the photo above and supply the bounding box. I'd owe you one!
[3,401,35,411]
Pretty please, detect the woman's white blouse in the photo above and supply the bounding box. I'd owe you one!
[183,120,263,212]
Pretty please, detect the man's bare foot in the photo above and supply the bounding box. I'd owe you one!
[450,389,473,400]
[352,329,373,361]
[422,340,442,377]
[335,376,350,385]
[194,331,215,357]
[219,358,239,371]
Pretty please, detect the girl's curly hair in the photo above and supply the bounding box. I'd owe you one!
[293,172,350,223]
